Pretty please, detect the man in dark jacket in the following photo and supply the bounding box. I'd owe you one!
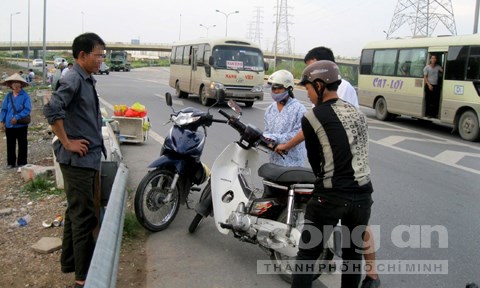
[291,60,374,288]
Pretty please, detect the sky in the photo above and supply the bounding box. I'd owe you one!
[1,0,478,58]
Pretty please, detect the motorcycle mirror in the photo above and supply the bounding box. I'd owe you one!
[227,99,242,115]
[165,92,173,107]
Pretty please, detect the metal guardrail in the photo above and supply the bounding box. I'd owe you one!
[85,162,129,288]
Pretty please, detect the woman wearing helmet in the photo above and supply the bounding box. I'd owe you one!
[263,69,307,167]
[291,61,374,288]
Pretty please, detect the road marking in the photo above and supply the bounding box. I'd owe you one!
[363,110,480,173]
[377,136,406,146]
[364,113,480,151]
[434,150,479,165]
[148,130,164,144]
[370,138,480,176]
[154,93,183,106]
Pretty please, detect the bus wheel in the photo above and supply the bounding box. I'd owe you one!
[176,82,188,98]
[200,86,213,106]
[375,97,393,121]
[458,110,480,142]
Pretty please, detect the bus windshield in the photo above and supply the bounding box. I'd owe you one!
[212,45,264,71]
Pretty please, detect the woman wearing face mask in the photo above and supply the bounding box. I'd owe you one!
[263,70,307,167]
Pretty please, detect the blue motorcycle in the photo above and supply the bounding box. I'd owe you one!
[134,92,226,232]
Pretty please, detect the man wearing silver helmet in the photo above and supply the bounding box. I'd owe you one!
[291,60,374,288]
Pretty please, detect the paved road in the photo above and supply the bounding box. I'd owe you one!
[95,68,480,287]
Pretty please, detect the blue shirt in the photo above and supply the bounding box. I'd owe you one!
[264,98,307,167]
[43,63,105,171]
[0,89,32,128]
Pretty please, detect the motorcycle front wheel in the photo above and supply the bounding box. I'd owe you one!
[134,169,181,232]
[270,207,334,284]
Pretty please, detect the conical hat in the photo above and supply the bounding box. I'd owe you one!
[1,73,29,88]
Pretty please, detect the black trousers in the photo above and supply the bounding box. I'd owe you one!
[425,84,441,117]
[5,126,28,167]
[291,194,373,288]
[60,164,98,282]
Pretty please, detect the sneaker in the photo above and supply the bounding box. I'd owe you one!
[6,165,14,169]
[361,276,381,288]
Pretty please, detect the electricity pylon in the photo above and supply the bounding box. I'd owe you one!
[386,0,457,38]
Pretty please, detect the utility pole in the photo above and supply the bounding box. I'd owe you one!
[215,10,239,37]
[474,0,479,33]
[179,14,182,40]
[42,0,47,85]
[27,0,31,68]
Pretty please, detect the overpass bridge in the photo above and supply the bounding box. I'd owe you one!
[0,41,359,66]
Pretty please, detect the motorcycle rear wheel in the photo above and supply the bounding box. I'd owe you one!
[134,169,181,232]
[270,207,334,284]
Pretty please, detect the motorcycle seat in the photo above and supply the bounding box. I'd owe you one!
[258,163,316,184]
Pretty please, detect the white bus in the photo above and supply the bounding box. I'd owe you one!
[169,38,268,107]
[358,34,480,141]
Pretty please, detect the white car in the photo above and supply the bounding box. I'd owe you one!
[54,57,67,68]
[32,59,43,67]
[96,62,110,75]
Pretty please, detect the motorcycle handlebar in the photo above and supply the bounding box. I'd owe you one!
[259,135,277,151]
[211,119,228,124]
[218,109,247,134]
[218,109,231,119]
[218,109,279,152]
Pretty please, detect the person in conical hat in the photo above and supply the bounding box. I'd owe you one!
[1,73,29,88]
[1,73,32,169]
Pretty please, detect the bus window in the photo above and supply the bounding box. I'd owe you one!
[445,46,469,80]
[372,50,397,76]
[467,46,480,80]
[360,49,374,75]
[212,46,264,71]
[197,44,205,65]
[175,46,184,64]
[397,48,427,77]
[183,45,191,65]
[171,47,176,64]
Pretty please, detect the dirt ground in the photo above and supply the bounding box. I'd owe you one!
[0,74,146,287]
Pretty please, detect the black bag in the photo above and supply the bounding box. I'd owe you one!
[9,94,31,125]
[17,115,31,124]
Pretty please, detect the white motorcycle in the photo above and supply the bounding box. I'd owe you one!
[189,95,340,283]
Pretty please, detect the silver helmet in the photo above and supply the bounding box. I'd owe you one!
[299,60,341,86]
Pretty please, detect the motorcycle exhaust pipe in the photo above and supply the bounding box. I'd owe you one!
[220,222,234,230]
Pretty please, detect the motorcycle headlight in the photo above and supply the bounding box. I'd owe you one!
[209,82,225,90]
[251,84,264,93]
[172,112,201,126]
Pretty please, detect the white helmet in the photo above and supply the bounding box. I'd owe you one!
[267,70,294,89]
